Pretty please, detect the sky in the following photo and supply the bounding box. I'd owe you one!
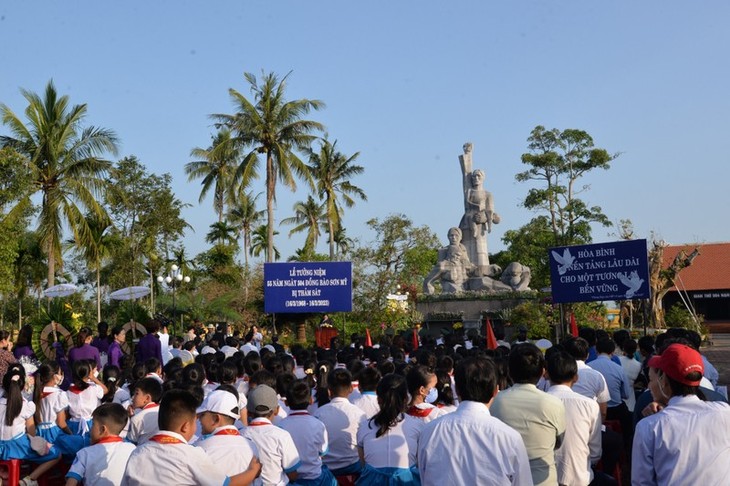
[1,1,729,269]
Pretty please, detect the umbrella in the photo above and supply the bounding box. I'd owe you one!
[43,283,79,298]
[109,286,151,301]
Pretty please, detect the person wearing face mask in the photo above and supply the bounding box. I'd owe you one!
[405,365,446,423]
[33,361,72,444]
[632,343,730,485]
[492,343,566,486]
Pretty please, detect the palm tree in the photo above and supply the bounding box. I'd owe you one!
[250,224,280,261]
[280,195,327,254]
[333,226,355,260]
[307,138,366,260]
[185,129,239,222]
[227,190,264,271]
[205,221,238,246]
[213,71,324,262]
[0,81,118,286]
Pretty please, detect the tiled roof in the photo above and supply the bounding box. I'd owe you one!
[663,242,730,291]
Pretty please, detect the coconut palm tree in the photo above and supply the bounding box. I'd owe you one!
[227,190,264,271]
[333,226,355,260]
[185,129,240,222]
[250,224,280,261]
[213,71,324,262]
[205,221,238,247]
[307,138,366,260]
[280,195,327,254]
[0,81,118,286]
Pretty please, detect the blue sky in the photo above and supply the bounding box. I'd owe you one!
[1,1,728,267]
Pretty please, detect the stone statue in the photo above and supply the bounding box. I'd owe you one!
[500,262,532,291]
[459,143,500,276]
[423,227,473,294]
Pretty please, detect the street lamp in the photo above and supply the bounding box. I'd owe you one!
[157,264,191,333]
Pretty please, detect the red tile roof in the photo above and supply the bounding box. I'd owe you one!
[663,242,730,291]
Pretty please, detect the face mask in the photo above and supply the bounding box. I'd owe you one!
[425,387,438,404]
[93,370,99,379]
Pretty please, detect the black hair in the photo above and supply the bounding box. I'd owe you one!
[72,360,92,391]
[158,389,199,431]
[135,377,163,403]
[595,338,616,355]
[327,368,353,397]
[3,364,25,426]
[243,352,262,376]
[436,355,454,374]
[101,365,122,403]
[145,320,161,334]
[183,340,197,352]
[378,361,395,376]
[111,325,125,340]
[276,372,296,398]
[217,360,238,385]
[16,325,33,348]
[280,354,295,374]
[75,327,93,348]
[638,336,654,355]
[145,358,161,375]
[250,369,276,389]
[315,362,332,407]
[128,362,147,390]
[406,365,434,400]
[92,402,128,434]
[34,361,61,424]
[370,373,408,438]
[286,380,312,411]
[358,367,382,393]
[97,321,109,338]
[563,337,590,361]
[435,370,455,407]
[578,327,596,346]
[508,343,545,384]
[621,339,638,357]
[612,329,630,348]
[264,357,283,376]
[454,356,497,403]
[546,350,578,384]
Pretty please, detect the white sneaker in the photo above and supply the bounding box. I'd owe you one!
[19,477,38,486]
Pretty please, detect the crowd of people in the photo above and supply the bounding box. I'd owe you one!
[0,320,727,486]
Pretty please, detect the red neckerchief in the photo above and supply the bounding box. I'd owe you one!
[214,427,240,436]
[96,436,124,444]
[42,391,54,398]
[68,385,84,395]
[149,434,185,444]
[289,411,310,416]
[249,418,272,427]
[406,405,433,418]
[142,402,159,410]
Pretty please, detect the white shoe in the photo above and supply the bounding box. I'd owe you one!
[19,477,38,486]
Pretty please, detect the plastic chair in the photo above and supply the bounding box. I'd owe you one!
[0,459,22,486]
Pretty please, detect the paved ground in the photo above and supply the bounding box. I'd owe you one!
[702,333,730,387]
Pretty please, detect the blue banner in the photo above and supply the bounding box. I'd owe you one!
[549,239,650,303]
[264,262,353,313]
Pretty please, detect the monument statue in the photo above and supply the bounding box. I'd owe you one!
[422,143,531,295]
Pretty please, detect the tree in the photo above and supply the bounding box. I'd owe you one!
[213,71,325,262]
[280,195,326,254]
[1,81,119,286]
[227,190,264,271]
[516,126,615,246]
[186,129,240,222]
[332,226,354,260]
[250,224,280,261]
[648,240,699,328]
[307,138,366,260]
[205,221,238,247]
[493,216,555,290]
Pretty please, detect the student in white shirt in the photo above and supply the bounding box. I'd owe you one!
[418,356,532,486]
[433,370,457,414]
[195,387,258,477]
[243,384,301,485]
[33,361,70,444]
[315,368,366,477]
[66,403,136,486]
[279,381,337,485]
[405,365,446,423]
[101,365,131,408]
[619,339,642,412]
[546,349,602,486]
[127,377,162,445]
[350,367,381,418]
[357,373,423,486]
[122,389,260,486]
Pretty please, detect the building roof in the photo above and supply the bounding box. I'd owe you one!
[663,242,730,291]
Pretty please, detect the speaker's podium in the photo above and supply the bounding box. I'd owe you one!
[315,326,338,348]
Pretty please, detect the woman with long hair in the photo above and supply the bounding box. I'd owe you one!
[13,325,36,360]
[356,373,423,485]
[68,327,101,369]
[405,365,446,423]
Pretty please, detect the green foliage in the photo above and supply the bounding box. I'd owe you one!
[571,302,608,328]
[495,216,555,290]
[665,302,703,330]
[116,302,151,327]
[280,196,327,253]
[509,301,555,339]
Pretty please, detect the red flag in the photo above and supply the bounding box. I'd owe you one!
[412,328,419,350]
[365,328,373,347]
[486,318,498,350]
[570,312,579,338]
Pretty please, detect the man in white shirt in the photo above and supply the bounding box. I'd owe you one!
[632,343,730,485]
[418,356,532,485]
[546,349,602,486]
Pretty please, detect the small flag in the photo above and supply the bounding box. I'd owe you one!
[412,328,419,350]
[486,318,498,350]
[570,313,579,338]
[365,328,373,347]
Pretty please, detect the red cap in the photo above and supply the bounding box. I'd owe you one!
[648,344,704,386]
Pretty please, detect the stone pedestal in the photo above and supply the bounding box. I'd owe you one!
[417,296,535,336]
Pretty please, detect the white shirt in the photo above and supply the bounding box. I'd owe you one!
[619,355,642,411]
[128,404,159,445]
[573,361,610,403]
[113,387,131,407]
[67,438,136,486]
[67,382,104,420]
[418,400,532,486]
[632,395,730,486]
[243,417,301,486]
[0,393,34,440]
[406,402,447,424]
[195,425,258,477]
[351,392,380,418]
[548,384,602,486]
[357,414,423,468]
[122,431,229,486]
[279,411,328,480]
[39,386,69,424]
[314,397,366,470]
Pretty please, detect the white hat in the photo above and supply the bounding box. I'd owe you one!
[196,390,240,420]
[200,346,216,355]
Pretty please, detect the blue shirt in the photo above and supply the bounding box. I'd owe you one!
[587,355,630,407]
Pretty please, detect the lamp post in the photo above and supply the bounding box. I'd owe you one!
[157,264,190,334]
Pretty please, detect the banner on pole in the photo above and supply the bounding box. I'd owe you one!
[264,262,353,313]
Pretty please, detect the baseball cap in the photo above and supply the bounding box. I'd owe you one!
[247,384,278,415]
[196,390,240,420]
[648,343,704,386]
